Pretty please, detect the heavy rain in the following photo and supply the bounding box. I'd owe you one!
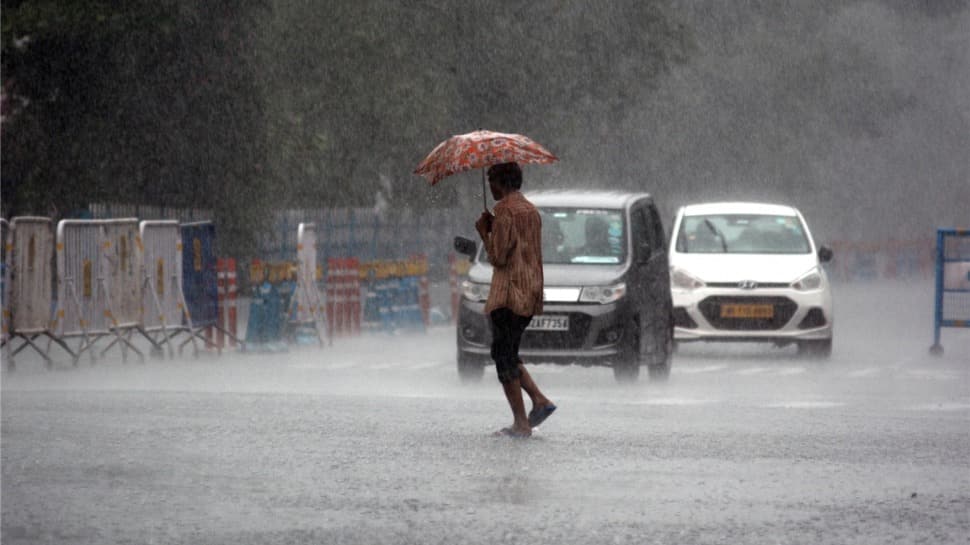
[2,1,969,544]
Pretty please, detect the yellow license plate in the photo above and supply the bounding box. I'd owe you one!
[720,304,774,319]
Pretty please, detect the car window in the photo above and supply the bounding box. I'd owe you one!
[475,206,627,265]
[675,214,811,254]
[542,208,626,264]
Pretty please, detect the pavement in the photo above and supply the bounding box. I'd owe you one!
[2,280,968,544]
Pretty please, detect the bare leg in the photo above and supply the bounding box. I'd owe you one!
[501,378,532,436]
[518,363,552,409]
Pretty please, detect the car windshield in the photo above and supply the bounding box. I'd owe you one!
[477,207,626,265]
[676,214,811,254]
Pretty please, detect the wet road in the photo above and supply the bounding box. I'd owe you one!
[3,281,969,544]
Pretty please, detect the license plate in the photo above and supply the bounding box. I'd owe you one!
[720,304,774,319]
[527,315,569,331]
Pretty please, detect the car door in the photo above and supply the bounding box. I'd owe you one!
[630,201,671,360]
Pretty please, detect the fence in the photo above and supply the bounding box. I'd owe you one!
[54,219,146,363]
[261,207,468,281]
[289,223,326,346]
[930,228,970,355]
[828,239,935,282]
[140,220,196,357]
[180,222,226,352]
[2,217,77,369]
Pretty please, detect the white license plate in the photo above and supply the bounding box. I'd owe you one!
[527,315,569,331]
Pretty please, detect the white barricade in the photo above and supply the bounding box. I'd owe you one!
[2,217,75,369]
[55,219,144,363]
[102,219,143,328]
[9,217,55,333]
[2,218,10,363]
[140,220,197,357]
[1,218,10,349]
[290,222,326,346]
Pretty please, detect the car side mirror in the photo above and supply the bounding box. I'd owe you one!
[454,236,477,261]
[817,245,833,263]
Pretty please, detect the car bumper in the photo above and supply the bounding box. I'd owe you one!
[671,286,832,342]
[456,298,633,365]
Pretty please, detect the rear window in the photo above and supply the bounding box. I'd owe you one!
[675,214,811,254]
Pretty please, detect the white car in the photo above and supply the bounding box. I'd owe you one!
[668,202,833,357]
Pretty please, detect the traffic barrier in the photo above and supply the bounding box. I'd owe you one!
[245,281,287,351]
[2,217,74,370]
[829,239,934,282]
[139,220,197,358]
[55,219,145,364]
[1,219,9,361]
[326,257,360,337]
[216,258,240,349]
[930,228,970,355]
[180,222,228,352]
[289,223,326,346]
[359,256,429,333]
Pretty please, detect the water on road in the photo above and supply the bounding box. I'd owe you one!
[3,281,968,544]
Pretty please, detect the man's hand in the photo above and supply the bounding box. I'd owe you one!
[475,211,494,240]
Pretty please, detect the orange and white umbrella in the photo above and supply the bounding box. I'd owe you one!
[414,129,558,208]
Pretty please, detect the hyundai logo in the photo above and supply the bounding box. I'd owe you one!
[738,280,758,290]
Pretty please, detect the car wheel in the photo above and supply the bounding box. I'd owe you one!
[614,322,641,383]
[457,353,485,383]
[797,338,832,359]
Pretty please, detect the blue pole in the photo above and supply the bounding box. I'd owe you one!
[931,229,944,354]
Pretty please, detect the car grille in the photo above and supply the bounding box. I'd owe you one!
[705,282,791,288]
[521,313,592,349]
[698,296,797,330]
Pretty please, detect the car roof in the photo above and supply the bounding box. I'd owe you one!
[524,190,651,209]
[681,201,800,217]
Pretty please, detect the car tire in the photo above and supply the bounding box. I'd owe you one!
[457,353,485,383]
[797,338,832,359]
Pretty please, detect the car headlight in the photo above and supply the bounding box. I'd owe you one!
[579,283,626,304]
[460,280,490,301]
[792,268,823,291]
[670,267,705,290]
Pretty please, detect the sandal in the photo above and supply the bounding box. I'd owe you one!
[528,404,557,428]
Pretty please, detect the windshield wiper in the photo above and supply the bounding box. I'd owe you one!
[703,219,728,252]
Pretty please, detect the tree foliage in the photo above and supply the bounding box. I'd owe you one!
[2,1,694,258]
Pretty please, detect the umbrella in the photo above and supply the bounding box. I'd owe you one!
[414,129,558,209]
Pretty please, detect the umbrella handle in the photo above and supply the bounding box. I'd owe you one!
[481,168,488,211]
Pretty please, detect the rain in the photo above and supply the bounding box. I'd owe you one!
[2,1,969,544]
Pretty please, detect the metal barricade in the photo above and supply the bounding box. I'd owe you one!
[55,219,145,363]
[930,228,970,355]
[1,218,8,360]
[179,222,242,352]
[181,222,217,350]
[2,217,74,369]
[289,223,326,346]
[326,257,361,338]
[140,220,197,357]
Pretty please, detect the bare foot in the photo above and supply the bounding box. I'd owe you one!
[493,426,532,438]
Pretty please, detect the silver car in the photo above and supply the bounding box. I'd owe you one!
[455,190,674,382]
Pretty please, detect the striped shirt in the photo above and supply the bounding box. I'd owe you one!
[484,191,544,317]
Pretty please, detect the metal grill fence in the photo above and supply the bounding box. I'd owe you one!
[931,228,970,355]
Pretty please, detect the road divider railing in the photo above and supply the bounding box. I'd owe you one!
[930,228,970,355]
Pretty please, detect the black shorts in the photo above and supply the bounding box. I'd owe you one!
[489,308,532,383]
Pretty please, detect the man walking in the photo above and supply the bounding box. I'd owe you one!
[475,162,556,438]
